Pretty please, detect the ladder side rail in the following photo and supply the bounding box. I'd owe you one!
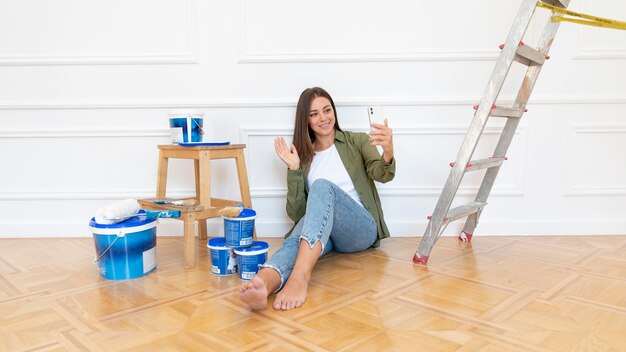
[416,0,539,260]
[447,0,543,207]
[462,1,570,236]
[485,0,569,192]
[479,117,523,199]
[472,0,540,119]
[509,4,570,114]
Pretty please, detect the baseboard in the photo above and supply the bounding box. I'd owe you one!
[1,219,624,238]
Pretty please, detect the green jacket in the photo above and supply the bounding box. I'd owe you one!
[284,130,396,247]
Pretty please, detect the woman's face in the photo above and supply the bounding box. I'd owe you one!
[307,96,335,139]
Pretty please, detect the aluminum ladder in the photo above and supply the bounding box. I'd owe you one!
[413,0,570,264]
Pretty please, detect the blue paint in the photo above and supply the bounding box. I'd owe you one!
[169,116,204,143]
[234,241,269,280]
[89,211,158,280]
[223,208,256,247]
[145,209,180,219]
[207,237,237,276]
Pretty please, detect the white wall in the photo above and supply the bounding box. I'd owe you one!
[1,0,625,238]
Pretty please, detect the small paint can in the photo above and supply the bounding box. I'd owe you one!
[234,241,269,280]
[207,237,237,276]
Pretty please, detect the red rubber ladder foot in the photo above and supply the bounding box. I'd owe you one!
[458,231,473,242]
[413,253,429,264]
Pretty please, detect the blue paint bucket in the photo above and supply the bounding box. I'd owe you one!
[223,208,256,247]
[207,237,237,276]
[169,113,204,143]
[234,241,269,280]
[89,211,158,280]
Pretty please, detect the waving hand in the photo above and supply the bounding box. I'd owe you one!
[274,137,300,170]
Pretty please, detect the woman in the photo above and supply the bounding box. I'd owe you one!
[240,87,396,311]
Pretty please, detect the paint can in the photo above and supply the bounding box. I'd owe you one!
[169,113,204,143]
[207,237,237,276]
[223,208,256,247]
[89,211,157,280]
[234,241,269,280]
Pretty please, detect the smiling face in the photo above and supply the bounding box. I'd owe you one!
[307,96,336,140]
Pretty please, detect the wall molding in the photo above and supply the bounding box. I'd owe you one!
[250,186,524,198]
[565,123,626,196]
[236,0,505,63]
[1,96,625,111]
[239,124,528,197]
[574,49,626,60]
[0,190,195,201]
[0,128,170,138]
[4,218,625,238]
[0,0,198,66]
[0,128,176,200]
[0,54,199,66]
[237,51,501,64]
[573,0,626,61]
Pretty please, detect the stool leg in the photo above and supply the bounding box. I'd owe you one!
[234,148,255,239]
[198,219,207,241]
[194,153,209,242]
[198,151,211,207]
[196,152,210,242]
[193,159,201,203]
[235,149,252,208]
[183,214,195,269]
[156,150,169,198]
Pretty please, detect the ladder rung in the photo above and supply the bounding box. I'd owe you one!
[515,44,547,66]
[491,106,526,118]
[465,157,506,172]
[473,104,526,118]
[445,202,487,224]
[540,0,566,9]
[449,157,507,171]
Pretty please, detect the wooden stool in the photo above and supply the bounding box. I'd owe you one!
[139,144,252,269]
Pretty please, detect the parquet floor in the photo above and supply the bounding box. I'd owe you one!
[1,235,626,351]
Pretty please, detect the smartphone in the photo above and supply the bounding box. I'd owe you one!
[367,105,386,131]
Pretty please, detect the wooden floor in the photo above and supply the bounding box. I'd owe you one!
[1,235,626,352]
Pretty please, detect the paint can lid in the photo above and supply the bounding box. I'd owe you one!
[234,241,269,255]
[223,208,257,221]
[89,210,156,229]
[207,237,231,249]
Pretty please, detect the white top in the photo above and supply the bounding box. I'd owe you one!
[307,144,363,206]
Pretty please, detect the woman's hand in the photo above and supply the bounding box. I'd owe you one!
[274,137,300,170]
[369,118,394,163]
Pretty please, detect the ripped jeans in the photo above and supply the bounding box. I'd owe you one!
[260,178,378,291]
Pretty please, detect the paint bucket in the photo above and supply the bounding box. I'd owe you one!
[234,241,269,280]
[89,211,158,280]
[207,237,237,276]
[168,113,204,143]
[223,208,256,247]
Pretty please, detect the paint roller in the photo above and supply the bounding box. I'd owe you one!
[95,199,181,224]
[218,204,244,218]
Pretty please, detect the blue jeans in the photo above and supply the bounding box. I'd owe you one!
[260,179,378,291]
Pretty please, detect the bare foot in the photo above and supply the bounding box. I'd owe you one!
[273,273,308,310]
[239,276,269,310]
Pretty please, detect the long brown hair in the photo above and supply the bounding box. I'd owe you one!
[292,87,342,167]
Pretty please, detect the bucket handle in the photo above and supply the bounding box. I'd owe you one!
[188,113,206,135]
[93,231,125,263]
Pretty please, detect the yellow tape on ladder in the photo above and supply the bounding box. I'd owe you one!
[537,1,626,30]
